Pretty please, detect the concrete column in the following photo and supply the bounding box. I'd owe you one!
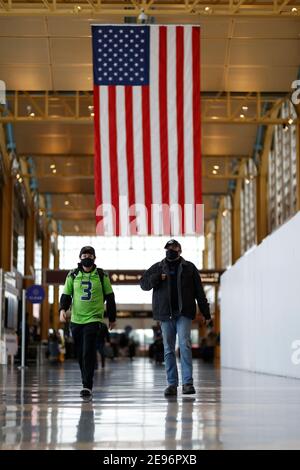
[296,118,300,212]
[0,175,14,272]
[214,285,220,365]
[53,249,60,331]
[41,232,50,341]
[215,209,222,270]
[24,200,35,325]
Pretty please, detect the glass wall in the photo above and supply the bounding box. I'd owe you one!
[58,235,205,305]
[268,100,297,232]
[240,159,257,255]
[221,196,232,269]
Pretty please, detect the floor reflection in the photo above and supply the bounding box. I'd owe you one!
[1,359,300,449]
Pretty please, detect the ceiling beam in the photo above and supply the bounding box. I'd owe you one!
[22,153,249,159]
[0,0,299,17]
[1,91,295,125]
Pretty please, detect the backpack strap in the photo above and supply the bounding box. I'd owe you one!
[68,268,79,297]
[97,268,108,301]
[70,268,80,280]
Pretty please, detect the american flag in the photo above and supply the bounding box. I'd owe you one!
[92,25,202,236]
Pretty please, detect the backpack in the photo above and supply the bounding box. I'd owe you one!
[69,267,107,300]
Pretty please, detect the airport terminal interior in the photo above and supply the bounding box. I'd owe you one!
[0,0,300,451]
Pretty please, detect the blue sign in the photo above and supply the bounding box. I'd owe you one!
[26,285,45,304]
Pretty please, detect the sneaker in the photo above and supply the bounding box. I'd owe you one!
[182,384,195,394]
[80,388,92,398]
[164,385,177,397]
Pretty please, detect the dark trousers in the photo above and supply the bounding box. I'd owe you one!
[71,322,99,390]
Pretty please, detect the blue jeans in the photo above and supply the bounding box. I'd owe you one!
[160,316,193,386]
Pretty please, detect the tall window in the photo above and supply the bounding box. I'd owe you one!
[268,100,297,232]
[221,196,232,269]
[240,159,257,254]
[206,220,215,269]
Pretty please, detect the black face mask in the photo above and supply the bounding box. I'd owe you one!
[81,258,94,268]
[166,249,180,261]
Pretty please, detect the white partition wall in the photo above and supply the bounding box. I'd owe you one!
[221,211,300,378]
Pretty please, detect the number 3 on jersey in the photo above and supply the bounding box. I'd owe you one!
[81,281,92,300]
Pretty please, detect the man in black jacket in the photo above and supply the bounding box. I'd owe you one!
[140,239,211,397]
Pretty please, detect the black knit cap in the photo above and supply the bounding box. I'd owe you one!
[164,239,181,250]
[79,246,96,257]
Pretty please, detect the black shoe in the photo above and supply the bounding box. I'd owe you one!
[182,384,195,394]
[164,385,177,397]
[80,388,92,398]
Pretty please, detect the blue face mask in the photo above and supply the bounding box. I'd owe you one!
[166,249,180,261]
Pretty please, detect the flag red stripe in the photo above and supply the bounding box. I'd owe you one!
[192,27,202,212]
[93,85,103,231]
[108,86,120,236]
[125,86,135,213]
[159,26,170,219]
[142,85,153,234]
[176,27,185,234]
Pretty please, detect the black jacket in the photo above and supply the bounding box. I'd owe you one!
[140,257,211,321]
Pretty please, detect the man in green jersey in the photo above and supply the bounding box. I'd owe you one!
[59,246,116,398]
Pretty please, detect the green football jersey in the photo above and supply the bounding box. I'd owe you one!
[63,267,113,324]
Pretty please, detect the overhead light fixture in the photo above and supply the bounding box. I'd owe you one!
[213,165,220,170]
[205,6,210,12]
[240,113,245,119]
[211,116,218,120]
[291,7,298,13]
[52,169,57,174]
[90,112,95,117]
[288,118,294,125]
[138,9,148,23]
[50,164,56,169]
[26,105,35,117]
[212,169,218,175]
[88,105,94,111]
[242,106,248,111]
[64,200,70,206]
[73,5,82,13]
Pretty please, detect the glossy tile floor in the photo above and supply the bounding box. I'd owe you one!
[1,358,300,450]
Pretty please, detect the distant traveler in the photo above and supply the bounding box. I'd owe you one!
[140,239,211,397]
[59,246,116,398]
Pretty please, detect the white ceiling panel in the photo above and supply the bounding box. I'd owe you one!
[201,67,224,91]
[50,38,92,65]
[201,39,228,66]
[52,65,93,90]
[229,39,300,67]
[0,38,50,64]
[0,65,52,90]
[233,18,300,39]
[227,66,299,92]
[0,17,47,37]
